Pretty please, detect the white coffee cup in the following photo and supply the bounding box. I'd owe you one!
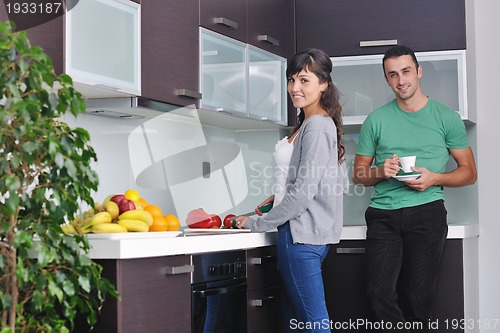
[399,156,416,173]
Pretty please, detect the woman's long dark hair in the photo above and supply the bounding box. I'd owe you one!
[286,48,345,163]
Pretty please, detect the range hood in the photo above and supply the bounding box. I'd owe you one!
[85,97,290,130]
[85,97,187,119]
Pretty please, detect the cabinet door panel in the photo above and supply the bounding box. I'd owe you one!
[247,246,279,291]
[247,0,288,57]
[141,0,200,106]
[296,0,466,56]
[200,0,247,42]
[247,287,280,332]
[0,6,64,75]
[119,256,191,333]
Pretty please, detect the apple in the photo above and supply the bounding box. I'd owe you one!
[102,194,115,205]
[223,214,236,228]
[101,201,120,220]
[210,214,222,228]
[118,198,136,214]
[110,194,125,205]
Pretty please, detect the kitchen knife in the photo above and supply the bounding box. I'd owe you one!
[228,202,273,220]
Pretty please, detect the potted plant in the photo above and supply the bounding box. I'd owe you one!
[0,21,117,332]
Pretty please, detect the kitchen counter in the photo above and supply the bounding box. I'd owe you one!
[86,224,479,259]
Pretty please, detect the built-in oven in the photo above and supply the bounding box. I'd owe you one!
[191,250,247,333]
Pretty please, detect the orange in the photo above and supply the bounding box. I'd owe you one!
[149,216,168,232]
[144,204,163,218]
[139,197,149,208]
[164,214,180,231]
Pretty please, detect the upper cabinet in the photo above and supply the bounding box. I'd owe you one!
[200,0,247,43]
[66,0,141,97]
[141,0,201,107]
[296,0,466,57]
[200,28,288,126]
[333,50,471,124]
[247,0,288,57]
[201,0,289,58]
[0,0,141,98]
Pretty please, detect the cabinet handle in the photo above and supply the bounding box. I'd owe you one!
[164,265,194,275]
[359,39,398,48]
[94,83,119,91]
[258,34,280,46]
[250,255,276,265]
[175,89,202,100]
[213,17,238,30]
[252,296,276,307]
[336,248,365,254]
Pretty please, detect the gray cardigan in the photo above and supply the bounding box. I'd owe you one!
[244,114,348,244]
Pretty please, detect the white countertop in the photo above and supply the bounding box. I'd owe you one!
[86,224,479,259]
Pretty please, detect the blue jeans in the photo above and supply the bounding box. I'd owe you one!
[278,222,331,333]
[365,200,448,333]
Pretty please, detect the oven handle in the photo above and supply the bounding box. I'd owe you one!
[193,282,247,298]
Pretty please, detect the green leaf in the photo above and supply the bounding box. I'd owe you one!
[48,279,64,301]
[78,275,91,293]
[21,141,38,154]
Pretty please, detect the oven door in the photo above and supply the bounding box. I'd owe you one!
[192,277,247,333]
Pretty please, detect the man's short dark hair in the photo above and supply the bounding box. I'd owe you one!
[382,45,419,75]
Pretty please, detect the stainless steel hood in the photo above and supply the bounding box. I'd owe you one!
[85,97,186,119]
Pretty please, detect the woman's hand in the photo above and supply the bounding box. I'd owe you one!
[234,216,250,229]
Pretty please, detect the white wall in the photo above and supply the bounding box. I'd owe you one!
[467,0,500,330]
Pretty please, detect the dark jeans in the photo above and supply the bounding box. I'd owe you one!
[364,200,448,333]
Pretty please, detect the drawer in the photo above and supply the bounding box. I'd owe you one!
[247,286,280,333]
[246,246,279,291]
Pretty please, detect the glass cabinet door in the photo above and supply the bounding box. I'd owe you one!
[248,46,287,125]
[65,0,140,96]
[200,28,247,115]
[331,50,468,125]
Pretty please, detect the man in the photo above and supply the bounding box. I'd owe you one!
[352,45,477,332]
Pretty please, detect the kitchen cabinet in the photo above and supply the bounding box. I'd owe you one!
[141,0,201,107]
[65,0,141,97]
[201,0,289,58]
[296,0,466,57]
[247,0,288,57]
[322,239,475,333]
[331,50,471,125]
[200,0,247,43]
[200,28,288,125]
[0,0,141,98]
[246,246,281,333]
[0,6,64,74]
[75,255,192,333]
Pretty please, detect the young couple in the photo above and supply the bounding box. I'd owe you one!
[234,45,477,333]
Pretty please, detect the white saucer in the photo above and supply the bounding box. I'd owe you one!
[393,173,421,181]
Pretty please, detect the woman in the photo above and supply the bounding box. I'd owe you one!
[235,48,348,332]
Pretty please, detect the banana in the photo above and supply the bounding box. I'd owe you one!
[61,224,77,235]
[90,211,113,225]
[91,223,128,234]
[118,210,153,227]
[118,219,149,232]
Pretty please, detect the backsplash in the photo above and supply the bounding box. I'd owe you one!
[62,110,477,227]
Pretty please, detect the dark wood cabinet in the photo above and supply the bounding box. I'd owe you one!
[77,255,192,333]
[200,0,247,43]
[141,0,201,107]
[322,239,467,332]
[296,0,466,57]
[0,7,63,75]
[246,246,281,333]
[247,0,288,57]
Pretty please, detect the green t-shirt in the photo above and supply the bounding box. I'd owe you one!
[356,98,470,210]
